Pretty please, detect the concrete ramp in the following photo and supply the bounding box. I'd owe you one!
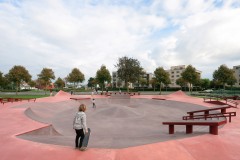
[17,125,62,136]
[19,98,214,149]
[169,90,187,96]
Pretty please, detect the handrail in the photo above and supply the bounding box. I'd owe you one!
[183,112,236,122]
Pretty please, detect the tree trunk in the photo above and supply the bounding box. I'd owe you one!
[159,82,162,95]
[45,82,47,95]
[190,83,192,93]
[15,82,19,95]
[125,81,129,92]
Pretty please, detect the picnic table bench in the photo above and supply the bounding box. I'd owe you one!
[224,99,239,108]
[182,105,236,122]
[162,119,227,135]
[187,105,231,118]
[203,95,224,102]
[1,98,36,104]
[183,112,236,122]
[0,98,7,104]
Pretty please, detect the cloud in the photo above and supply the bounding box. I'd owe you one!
[0,0,240,83]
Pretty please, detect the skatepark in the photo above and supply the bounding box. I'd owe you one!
[0,90,240,160]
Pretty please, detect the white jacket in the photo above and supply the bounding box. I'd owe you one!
[73,112,87,131]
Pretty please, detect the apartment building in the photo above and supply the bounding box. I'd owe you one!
[166,65,201,88]
[233,65,240,87]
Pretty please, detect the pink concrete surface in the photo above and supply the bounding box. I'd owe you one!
[0,90,240,160]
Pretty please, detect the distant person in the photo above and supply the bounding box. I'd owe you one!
[71,90,73,95]
[92,98,96,109]
[73,104,88,150]
[96,88,98,94]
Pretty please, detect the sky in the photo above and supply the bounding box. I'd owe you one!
[0,0,240,84]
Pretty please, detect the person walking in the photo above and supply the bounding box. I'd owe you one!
[73,104,88,150]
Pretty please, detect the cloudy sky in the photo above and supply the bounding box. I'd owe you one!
[1,0,240,83]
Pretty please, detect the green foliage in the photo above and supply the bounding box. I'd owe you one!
[213,64,236,89]
[227,75,237,86]
[139,78,147,91]
[149,77,157,91]
[176,77,187,88]
[199,78,210,90]
[37,68,55,95]
[0,71,8,89]
[139,78,147,86]
[38,68,55,86]
[181,65,200,92]
[66,68,85,89]
[115,56,143,91]
[28,80,36,88]
[87,77,95,88]
[6,65,32,93]
[96,65,111,91]
[154,67,170,94]
[54,77,65,88]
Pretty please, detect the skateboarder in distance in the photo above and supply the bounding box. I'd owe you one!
[73,104,88,150]
[92,98,96,109]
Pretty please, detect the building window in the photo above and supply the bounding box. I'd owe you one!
[171,72,174,74]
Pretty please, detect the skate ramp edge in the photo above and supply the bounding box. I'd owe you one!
[55,90,71,97]
[24,107,50,124]
[16,125,62,137]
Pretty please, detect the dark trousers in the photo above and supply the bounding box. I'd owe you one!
[75,129,85,148]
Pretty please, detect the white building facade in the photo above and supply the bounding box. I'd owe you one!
[166,65,202,88]
[233,65,240,87]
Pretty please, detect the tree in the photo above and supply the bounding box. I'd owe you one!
[66,68,85,90]
[87,77,96,89]
[115,56,143,92]
[181,65,200,93]
[213,65,236,89]
[227,72,237,90]
[116,79,122,89]
[176,77,187,90]
[139,78,147,91]
[210,79,222,89]
[28,80,36,88]
[150,77,157,91]
[154,67,170,95]
[199,78,210,90]
[0,71,5,89]
[95,65,111,92]
[38,68,55,95]
[6,65,32,94]
[55,77,65,89]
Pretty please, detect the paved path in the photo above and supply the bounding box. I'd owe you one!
[0,90,240,160]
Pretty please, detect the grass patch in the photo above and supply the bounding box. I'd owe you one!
[0,95,48,99]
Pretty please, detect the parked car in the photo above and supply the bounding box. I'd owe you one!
[203,89,213,93]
